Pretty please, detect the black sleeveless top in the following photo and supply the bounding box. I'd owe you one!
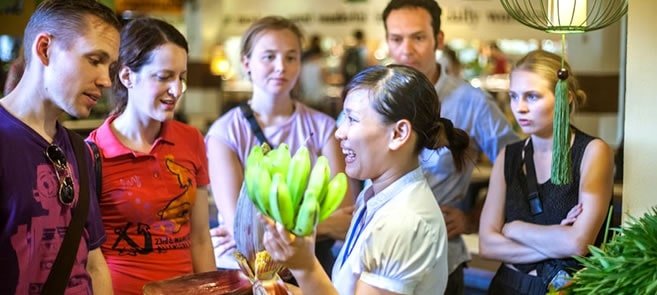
[503,128,604,274]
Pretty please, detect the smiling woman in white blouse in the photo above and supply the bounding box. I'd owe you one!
[261,64,471,295]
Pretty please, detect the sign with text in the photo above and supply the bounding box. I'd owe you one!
[115,0,184,13]
[207,0,553,41]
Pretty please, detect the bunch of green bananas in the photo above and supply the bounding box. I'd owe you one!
[244,143,348,236]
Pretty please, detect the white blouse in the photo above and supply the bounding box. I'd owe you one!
[332,168,449,294]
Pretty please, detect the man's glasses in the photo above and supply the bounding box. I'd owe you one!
[45,145,75,206]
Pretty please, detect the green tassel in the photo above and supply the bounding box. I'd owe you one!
[552,78,571,184]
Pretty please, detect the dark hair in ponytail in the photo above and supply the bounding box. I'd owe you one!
[341,64,470,172]
[426,118,470,172]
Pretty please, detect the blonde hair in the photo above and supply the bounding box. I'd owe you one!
[240,16,303,59]
[240,16,303,99]
[513,50,587,113]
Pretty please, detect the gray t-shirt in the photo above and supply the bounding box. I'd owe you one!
[206,101,336,165]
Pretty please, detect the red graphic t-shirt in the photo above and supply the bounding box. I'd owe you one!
[87,116,209,294]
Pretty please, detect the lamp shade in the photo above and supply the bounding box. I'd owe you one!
[500,0,628,33]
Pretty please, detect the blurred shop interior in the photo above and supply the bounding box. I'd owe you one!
[3,0,653,293]
[1,0,624,145]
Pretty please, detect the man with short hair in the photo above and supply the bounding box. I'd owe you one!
[382,0,520,293]
[0,0,121,293]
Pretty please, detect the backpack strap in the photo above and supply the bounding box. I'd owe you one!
[523,138,544,216]
[86,140,102,197]
[239,102,272,147]
[41,129,91,295]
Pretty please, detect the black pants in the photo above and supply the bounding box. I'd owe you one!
[281,239,335,286]
[316,239,336,278]
[488,265,547,295]
[444,263,465,295]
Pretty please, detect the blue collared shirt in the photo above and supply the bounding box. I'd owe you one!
[422,65,519,273]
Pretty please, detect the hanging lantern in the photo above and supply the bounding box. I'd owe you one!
[499,0,628,184]
[500,0,628,33]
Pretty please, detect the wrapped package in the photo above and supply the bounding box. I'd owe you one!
[233,251,291,295]
[142,252,290,295]
[142,269,252,295]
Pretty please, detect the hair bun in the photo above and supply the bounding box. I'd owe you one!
[439,118,453,132]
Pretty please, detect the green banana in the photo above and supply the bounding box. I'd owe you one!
[268,173,284,224]
[305,155,331,204]
[244,166,261,212]
[269,143,291,177]
[319,172,348,222]
[292,191,320,236]
[268,173,296,229]
[277,174,296,230]
[253,166,272,217]
[244,146,260,202]
[286,146,311,207]
[260,150,275,174]
[245,144,264,170]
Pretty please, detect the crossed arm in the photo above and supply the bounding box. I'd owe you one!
[479,140,614,263]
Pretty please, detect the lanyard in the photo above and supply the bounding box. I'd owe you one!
[341,206,367,267]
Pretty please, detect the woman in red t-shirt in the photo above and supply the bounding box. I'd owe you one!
[87,17,215,294]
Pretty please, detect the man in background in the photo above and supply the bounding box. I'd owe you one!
[382,0,520,293]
